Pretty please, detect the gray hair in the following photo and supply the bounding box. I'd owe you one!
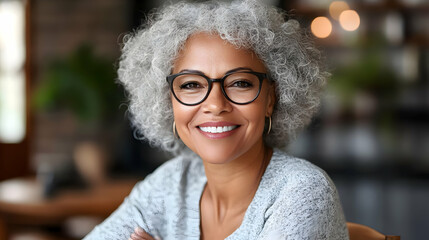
[118,0,327,154]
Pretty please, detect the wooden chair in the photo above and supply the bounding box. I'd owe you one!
[347,222,400,240]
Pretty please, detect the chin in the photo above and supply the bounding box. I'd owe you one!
[194,145,246,165]
[201,156,233,165]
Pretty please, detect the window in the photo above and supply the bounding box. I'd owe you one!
[0,0,26,143]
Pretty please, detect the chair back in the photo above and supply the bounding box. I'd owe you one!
[347,222,400,240]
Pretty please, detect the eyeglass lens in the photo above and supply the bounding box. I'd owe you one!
[172,72,261,105]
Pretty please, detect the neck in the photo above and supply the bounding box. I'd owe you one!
[201,143,272,221]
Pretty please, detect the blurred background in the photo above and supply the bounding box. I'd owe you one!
[0,0,427,239]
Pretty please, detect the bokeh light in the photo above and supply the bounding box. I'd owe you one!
[311,16,332,38]
[329,1,350,21]
[339,10,360,31]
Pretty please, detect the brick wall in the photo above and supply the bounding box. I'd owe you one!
[30,0,132,172]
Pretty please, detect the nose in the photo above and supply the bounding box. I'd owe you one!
[201,82,232,115]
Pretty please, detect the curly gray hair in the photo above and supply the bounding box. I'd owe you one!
[118,0,327,154]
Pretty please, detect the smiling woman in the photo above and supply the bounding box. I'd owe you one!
[84,0,348,239]
[170,33,275,166]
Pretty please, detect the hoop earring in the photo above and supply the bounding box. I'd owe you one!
[267,116,272,135]
[173,121,179,139]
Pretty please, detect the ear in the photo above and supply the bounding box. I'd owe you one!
[266,82,276,117]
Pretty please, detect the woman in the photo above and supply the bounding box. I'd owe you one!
[85,0,348,239]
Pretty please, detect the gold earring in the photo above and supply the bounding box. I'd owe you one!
[267,116,272,135]
[173,121,179,139]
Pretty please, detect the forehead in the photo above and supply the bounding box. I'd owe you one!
[173,33,266,76]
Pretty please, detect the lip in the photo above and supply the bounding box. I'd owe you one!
[197,121,240,139]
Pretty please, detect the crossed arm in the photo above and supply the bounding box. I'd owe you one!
[129,227,159,240]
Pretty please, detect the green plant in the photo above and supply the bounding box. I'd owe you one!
[329,44,399,109]
[33,44,123,124]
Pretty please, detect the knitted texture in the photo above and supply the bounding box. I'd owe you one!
[84,149,349,240]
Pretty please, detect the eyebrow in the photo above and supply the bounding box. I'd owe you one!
[178,67,254,75]
[179,69,204,74]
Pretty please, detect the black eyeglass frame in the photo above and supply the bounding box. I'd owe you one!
[166,70,268,106]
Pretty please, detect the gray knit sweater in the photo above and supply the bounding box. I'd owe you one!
[84,149,349,240]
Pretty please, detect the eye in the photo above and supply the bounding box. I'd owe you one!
[225,72,258,89]
[229,80,253,88]
[180,81,203,89]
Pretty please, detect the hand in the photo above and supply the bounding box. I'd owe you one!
[129,227,161,240]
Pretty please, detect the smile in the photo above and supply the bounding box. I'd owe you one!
[198,125,239,133]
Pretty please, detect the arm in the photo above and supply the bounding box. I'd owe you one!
[83,173,164,240]
[259,170,349,240]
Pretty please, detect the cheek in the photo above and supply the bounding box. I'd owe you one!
[172,102,191,128]
[172,100,197,143]
[241,105,267,134]
[254,93,271,117]
[245,93,271,132]
[249,110,266,132]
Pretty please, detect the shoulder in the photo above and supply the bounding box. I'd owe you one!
[256,150,348,239]
[261,149,340,209]
[266,149,334,191]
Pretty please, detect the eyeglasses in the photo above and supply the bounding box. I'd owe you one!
[166,69,268,106]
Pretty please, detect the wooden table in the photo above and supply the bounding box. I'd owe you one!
[0,177,138,239]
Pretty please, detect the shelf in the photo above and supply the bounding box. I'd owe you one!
[288,1,429,15]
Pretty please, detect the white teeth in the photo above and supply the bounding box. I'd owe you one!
[199,125,237,133]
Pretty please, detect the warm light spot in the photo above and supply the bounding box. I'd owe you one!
[311,17,332,39]
[329,1,350,20]
[339,10,360,31]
